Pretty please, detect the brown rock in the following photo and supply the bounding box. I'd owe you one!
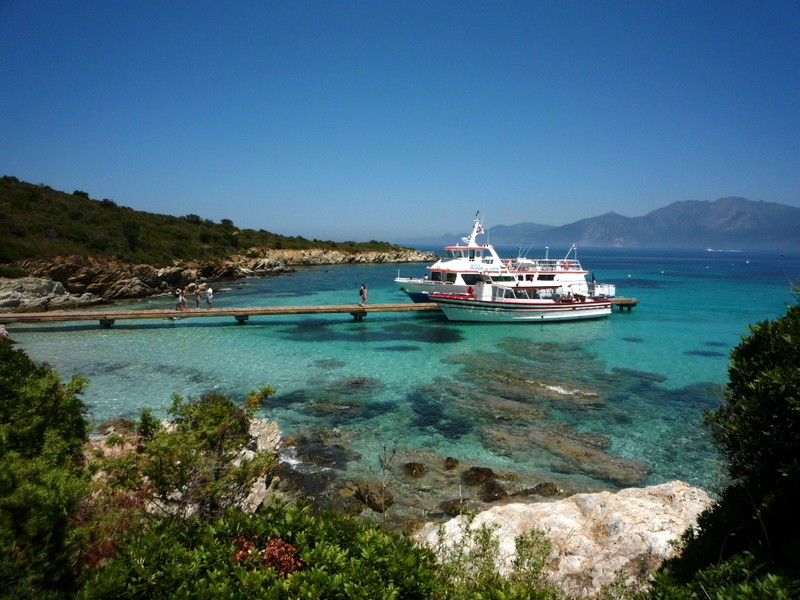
[480,480,509,502]
[354,482,394,513]
[444,456,459,470]
[403,462,426,478]
[512,482,562,498]
[462,466,496,487]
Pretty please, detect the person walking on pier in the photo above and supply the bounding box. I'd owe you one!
[175,288,184,311]
[194,287,201,309]
[359,283,368,307]
[206,287,213,308]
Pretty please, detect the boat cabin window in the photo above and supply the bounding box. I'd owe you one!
[491,275,516,283]
[462,273,481,285]
[496,286,543,300]
[446,248,483,261]
[446,273,457,283]
[538,274,556,281]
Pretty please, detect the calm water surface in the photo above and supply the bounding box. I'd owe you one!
[10,247,800,520]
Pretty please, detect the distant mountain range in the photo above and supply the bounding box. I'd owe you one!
[398,197,800,250]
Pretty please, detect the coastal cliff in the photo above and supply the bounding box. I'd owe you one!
[2,248,435,310]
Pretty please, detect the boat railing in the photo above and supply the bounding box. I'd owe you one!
[512,258,582,271]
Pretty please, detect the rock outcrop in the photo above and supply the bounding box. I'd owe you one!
[414,480,713,597]
[10,248,435,303]
[0,276,106,311]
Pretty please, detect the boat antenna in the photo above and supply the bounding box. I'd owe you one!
[464,211,486,246]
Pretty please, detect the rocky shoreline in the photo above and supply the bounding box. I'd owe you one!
[7,246,715,596]
[90,416,713,598]
[0,248,436,311]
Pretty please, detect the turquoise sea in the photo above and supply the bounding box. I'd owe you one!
[9,247,800,520]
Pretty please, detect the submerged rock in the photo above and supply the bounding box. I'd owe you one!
[462,466,496,486]
[354,482,395,513]
[512,481,562,498]
[403,462,426,478]
[480,479,509,502]
[414,480,713,598]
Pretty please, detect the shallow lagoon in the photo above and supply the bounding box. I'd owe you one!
[11,247,800,520]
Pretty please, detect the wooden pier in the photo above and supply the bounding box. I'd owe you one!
[609,297,638,312]
[0,297,638,329]
[0,303,441,327]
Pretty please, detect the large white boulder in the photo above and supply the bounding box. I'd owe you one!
[414,480,712,597]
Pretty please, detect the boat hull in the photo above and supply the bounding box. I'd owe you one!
[395,278,468,302]
[433,298,612,322]
[396,274,614,303]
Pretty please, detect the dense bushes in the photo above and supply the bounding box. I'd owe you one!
[0,177,414,266]
[0,342,89,596]
[651,300,800,597]
[80,503,441,598]
[8,295,800,596]
[0,341,560,598]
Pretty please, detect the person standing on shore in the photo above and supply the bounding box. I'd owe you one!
[194,287,201,309]
[206,286,213,308]
[359,283,368,307]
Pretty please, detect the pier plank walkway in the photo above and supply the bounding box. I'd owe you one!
[610,297,638,311]
[0,303,441,327]
[0,298,637,328]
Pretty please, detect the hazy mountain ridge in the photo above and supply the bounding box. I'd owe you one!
[399,197,800,250]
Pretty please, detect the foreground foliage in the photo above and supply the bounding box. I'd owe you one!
[0,342,89,597]
[80,503,441,599]
[1,341,562,598]
[6,293,800,597]
[650,300,800,597]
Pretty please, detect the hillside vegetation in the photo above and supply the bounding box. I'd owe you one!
[0,176,405,267]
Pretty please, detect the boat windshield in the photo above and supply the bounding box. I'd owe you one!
[445,247,484,260]
[496,286,544,300]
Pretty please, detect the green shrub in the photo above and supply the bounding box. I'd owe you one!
[0,264,27,277]
[652,298,800,595]
[0,343,90,596]
[430,512,560,599]
[80,502,441,599]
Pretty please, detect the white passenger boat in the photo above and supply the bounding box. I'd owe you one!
[395,213,616,302]
[395,212,509,302]
[429,276,613,323]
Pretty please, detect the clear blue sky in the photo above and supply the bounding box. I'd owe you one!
[1,1,799,241]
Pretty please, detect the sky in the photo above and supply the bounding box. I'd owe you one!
[1,1,799,242]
